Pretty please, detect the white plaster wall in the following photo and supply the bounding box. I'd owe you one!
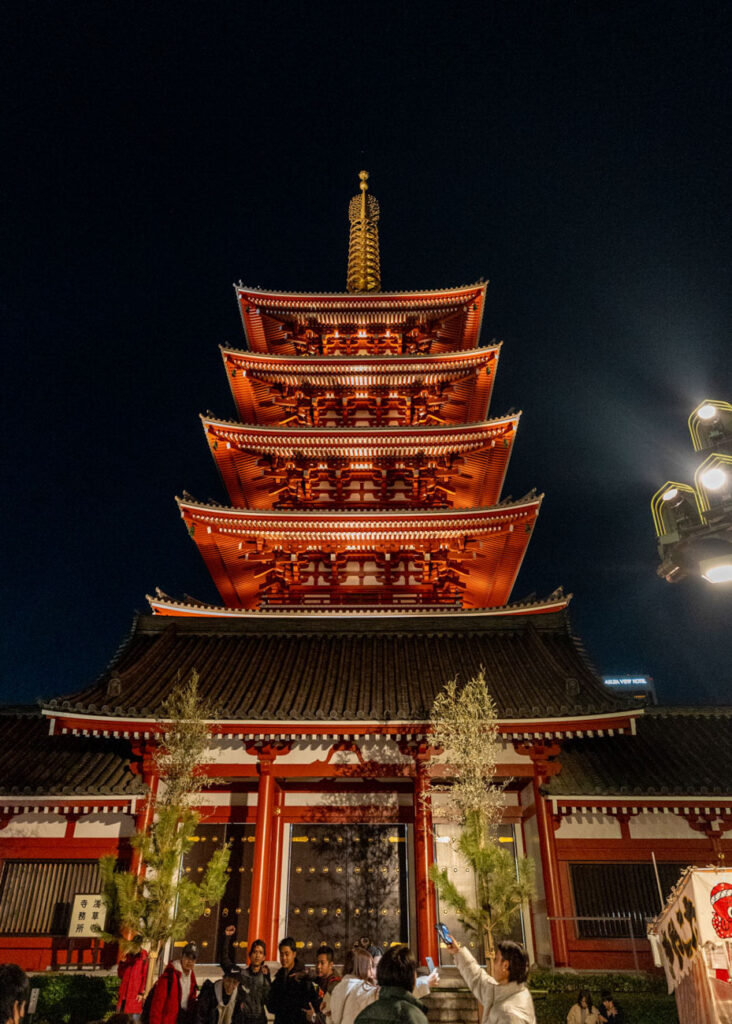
[358,738,412,764]
[430,739,529,766]
[196,792,254,807]
[0,813,66,838]
[203,740,253,763]
[432,789,519,819]
[629,813,696,840]
[285,791,408,808]
[74,813,135,838]
[554,812,622,839]
[521,811,552,966]
[203,738,412,766]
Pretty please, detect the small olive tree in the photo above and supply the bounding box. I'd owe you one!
[97,671,230,991]
[428,669,535,966]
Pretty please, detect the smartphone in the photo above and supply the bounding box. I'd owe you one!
[435,922,453,944]
[425,956,435,972]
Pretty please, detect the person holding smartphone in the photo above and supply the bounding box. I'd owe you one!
[438,925,535,1024]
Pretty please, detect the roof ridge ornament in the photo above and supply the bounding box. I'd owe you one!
[347,170,381,294]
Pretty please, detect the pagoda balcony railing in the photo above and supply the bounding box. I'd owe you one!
[259,590,464,608]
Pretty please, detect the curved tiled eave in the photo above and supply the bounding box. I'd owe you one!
[222,346,499,427]
[44,607,627,725]
[176,497,541,611]
[0,711,144,798]
[235,283,487,354]
[202,415,519,511]
[147,593,570,618]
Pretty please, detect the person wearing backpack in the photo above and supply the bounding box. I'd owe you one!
[148,942,199,1024]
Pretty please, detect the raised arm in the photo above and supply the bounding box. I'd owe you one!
[220,925,238,972]
[451,945,497,1013]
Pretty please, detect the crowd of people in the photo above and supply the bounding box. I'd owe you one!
[110,933,440,1024]
[0,932,626,1024]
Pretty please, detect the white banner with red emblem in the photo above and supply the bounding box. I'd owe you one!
[651,868,732,993]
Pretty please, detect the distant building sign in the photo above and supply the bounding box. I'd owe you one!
[602,675,657,704]
[67,893,106,938]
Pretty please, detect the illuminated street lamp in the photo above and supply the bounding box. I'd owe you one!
[651,399,732,584]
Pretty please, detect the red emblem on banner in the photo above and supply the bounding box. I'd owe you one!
[711,883,732,938]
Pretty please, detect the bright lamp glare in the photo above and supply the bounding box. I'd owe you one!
[661,487,679,502]
[701,467,727,491]
[701,559,732,584]
[698,404,717,420]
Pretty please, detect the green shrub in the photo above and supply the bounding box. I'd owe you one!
[536,991,678,1024]
[529,967,667,994]
[29,973,120,1024]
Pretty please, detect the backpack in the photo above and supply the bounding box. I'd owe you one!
[141,970,174,1024]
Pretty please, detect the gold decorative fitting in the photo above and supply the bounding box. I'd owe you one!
[347,170,381,294]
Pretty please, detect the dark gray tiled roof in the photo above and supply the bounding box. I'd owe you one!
[0,708,144,797]
[45,609,623,721]
[546,708,732,798]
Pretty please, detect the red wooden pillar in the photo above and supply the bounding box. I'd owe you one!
[399,740,439,964]
[517,742,568,967]
[129,742,158,878]
[413,761,439,964]
[246,743,290,953]
[264,784,285,956]
[249,763,275,949]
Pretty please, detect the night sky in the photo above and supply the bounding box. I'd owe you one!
[3,3,730,707]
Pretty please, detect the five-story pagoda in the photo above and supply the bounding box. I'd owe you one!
[11,174,718,976]
[32,173,636,975]
[151,172,540,616]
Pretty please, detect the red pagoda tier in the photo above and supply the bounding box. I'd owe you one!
[155,173,541,616]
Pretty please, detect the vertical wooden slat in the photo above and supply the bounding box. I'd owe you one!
[569,862,688,939]
[0,860,102,934]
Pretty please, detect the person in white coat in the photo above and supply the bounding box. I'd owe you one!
[330,948,438,1024]
[566,989,599,1024]
[445,933,535,1024]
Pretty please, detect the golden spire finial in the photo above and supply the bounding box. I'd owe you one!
[347,170,381,293]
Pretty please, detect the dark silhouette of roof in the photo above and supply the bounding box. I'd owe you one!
[0,708,144,797]
[45,608,623,722]
[546,708,732,797]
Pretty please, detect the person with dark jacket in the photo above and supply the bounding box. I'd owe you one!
[221,927,271,1024]
[597,991,624,1024]
[352,946,428,1024]
[196,965,247,1024]
[266,937,316,1024]
[0,964,29,1024]
[149,942,199,1024]
[307,945,341,1024]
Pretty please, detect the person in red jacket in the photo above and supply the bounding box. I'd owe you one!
[117,943,149,1018]
[149,942,199,1024]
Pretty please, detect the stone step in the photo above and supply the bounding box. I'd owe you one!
[423,988,479,1024]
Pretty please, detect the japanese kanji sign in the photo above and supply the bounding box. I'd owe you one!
[67,893,107,938]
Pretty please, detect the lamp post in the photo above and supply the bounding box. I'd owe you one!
[651,399,732,584]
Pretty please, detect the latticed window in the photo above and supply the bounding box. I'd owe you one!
[0,860,102,935]
[569,862,687,939]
